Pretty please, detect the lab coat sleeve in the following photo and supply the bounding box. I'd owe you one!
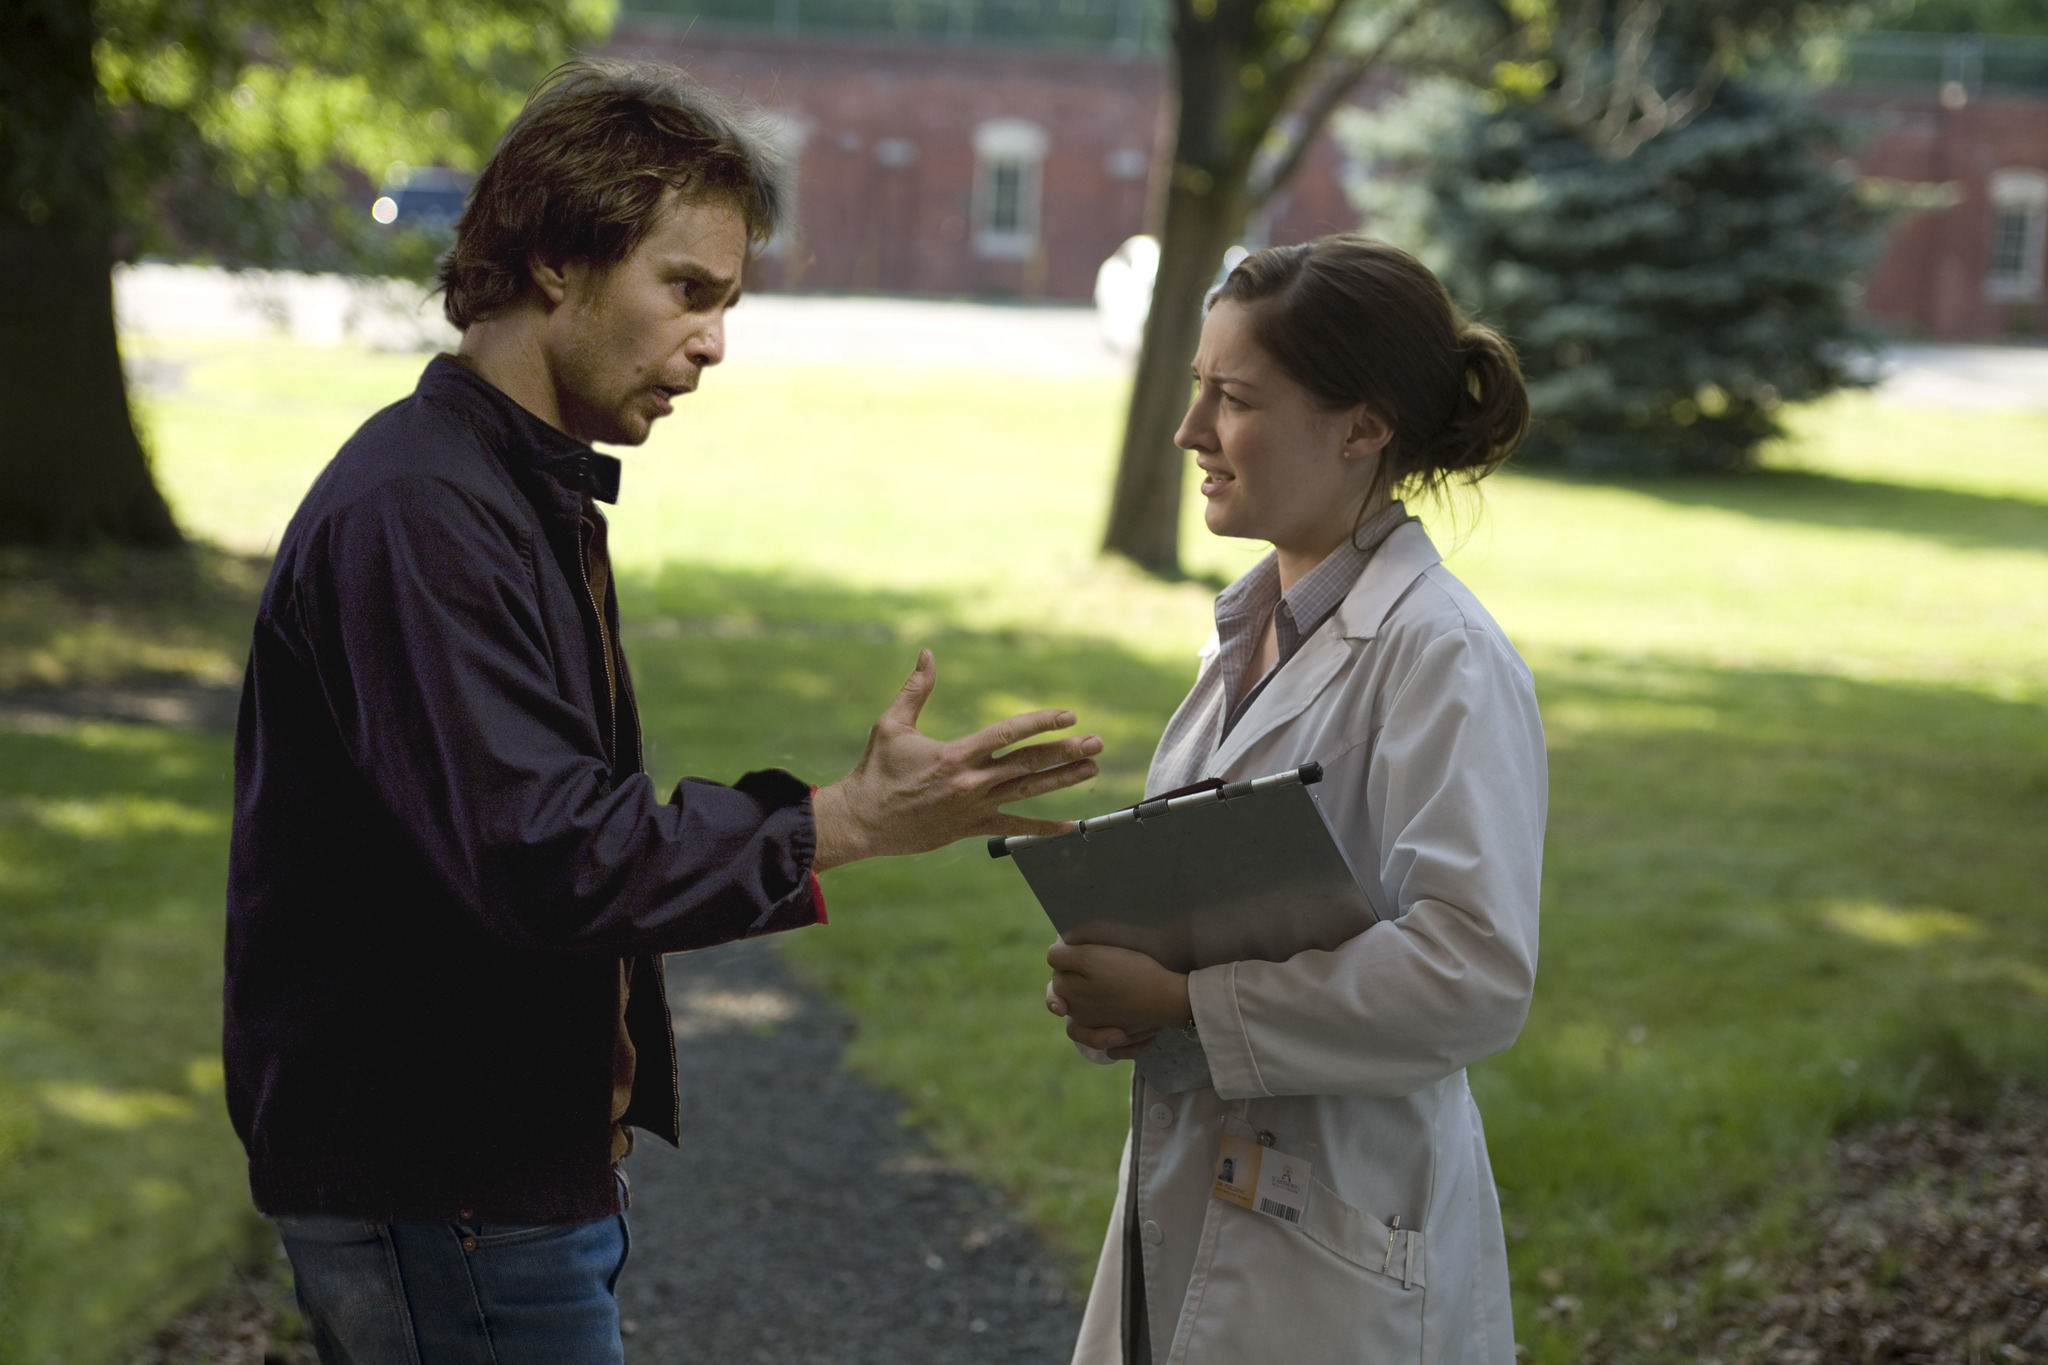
[1189,623,1547,1100]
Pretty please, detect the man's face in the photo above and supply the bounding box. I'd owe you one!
[541,190,748,447]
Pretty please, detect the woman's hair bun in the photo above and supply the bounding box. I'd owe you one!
[1422,324,1531,475]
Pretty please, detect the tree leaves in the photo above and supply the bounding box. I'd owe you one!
[84,0,615,270]
[1350,76,1887,473]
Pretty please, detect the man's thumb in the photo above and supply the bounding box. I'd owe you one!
[883,648,936,728]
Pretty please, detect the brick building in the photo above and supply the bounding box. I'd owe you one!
[1818,34,2048,340]
[605,1,1355,302]
[606,12,2047,340]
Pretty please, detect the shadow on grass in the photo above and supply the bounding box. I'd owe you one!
[616,559,1193,803]
[1498,651,2048,1360]
[0,721,248,1365]
[0,542,270,693]
[7,552,2045,1364]
[0,555,1198,1364]
[1522,467,2048,555]
[604,562,2048,1360]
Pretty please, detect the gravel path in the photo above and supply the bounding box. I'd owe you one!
[619,937,1085,1365]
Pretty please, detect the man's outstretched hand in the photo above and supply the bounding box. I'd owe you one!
[810,649,1101,870]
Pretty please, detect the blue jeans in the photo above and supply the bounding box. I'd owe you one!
[273,1210,630,1365]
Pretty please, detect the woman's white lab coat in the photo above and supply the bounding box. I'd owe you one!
[1070,521,1547,1365]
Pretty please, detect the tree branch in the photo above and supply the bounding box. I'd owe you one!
[1543,0,1727,158]
[1227,0,1358,179]
[1291,0,1363,93]
[1248,0,1429,209]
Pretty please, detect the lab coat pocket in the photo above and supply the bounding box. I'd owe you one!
[1300,1174,1427,1288]
[1178,1200,1425,1363]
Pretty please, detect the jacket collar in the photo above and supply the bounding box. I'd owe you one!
[1209,520,1442,775]
[417,354,622,508]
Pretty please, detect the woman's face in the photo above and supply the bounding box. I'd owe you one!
[1176,300,1390,557]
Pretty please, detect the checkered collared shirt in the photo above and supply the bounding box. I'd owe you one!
[1151,501,1414,794]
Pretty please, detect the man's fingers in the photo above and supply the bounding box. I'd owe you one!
[986,735,1103,782]
[963,706,1076,760]
[989,760,1098,806]
[879,649,936,731]
[989,812,1078,840]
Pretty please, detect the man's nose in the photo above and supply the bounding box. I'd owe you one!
[687,313,726,368]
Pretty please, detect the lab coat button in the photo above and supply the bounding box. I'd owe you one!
[1142,1220,1163,1246]
[1147,1103,1173,1128]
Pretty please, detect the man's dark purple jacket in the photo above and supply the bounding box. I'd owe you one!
[225,356,823,1224]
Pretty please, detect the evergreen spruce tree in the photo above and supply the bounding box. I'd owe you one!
[1348,77,1889,474]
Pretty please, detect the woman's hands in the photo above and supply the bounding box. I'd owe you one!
[1045,941,1191,1060]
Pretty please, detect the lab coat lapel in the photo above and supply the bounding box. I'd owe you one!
[1332,520,1442,645]
[1207,522,1443,778]
[1208,627,1350,776]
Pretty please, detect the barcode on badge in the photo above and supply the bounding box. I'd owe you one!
[1258,1198,1301,1224]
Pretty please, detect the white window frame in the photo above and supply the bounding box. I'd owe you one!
[1984,168,2047,303]
[971,120,1048,261]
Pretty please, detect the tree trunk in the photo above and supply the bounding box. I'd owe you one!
[1100,0,1260,576]
[0,0,181,547]
[1100,179,1249,575]
[0,221,180,547]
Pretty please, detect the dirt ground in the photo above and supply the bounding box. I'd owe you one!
[147,1089,2048,1364]
[137,938,1082,1365]
[1663,1092,2048,1365]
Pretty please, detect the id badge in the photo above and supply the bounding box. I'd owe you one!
[1211,1124,1311,1226]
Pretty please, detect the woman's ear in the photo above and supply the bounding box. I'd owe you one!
[1344,407,1394,462]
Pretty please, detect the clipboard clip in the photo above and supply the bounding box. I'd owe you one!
[986,762,1324,858]
[1220,761,1321,804]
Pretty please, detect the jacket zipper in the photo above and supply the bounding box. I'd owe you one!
[579,509,675,1140]
[576,517,618,769]
[619,644,645,774]
[654,953,680,1138]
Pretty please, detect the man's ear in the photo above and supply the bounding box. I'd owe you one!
[528,255,571,308]
[1344,407,1394,461]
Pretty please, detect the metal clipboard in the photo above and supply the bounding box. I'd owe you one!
[990,763,1380,1091]
[990,762,1379,974]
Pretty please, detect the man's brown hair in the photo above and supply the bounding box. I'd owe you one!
[438,59,788,328]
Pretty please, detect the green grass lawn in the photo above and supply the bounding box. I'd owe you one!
[0,551,266,1365]
[2,333,2043,1362]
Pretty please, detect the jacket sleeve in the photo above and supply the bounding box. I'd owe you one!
[1187,623,1547,1099]
[293,474,822,956]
